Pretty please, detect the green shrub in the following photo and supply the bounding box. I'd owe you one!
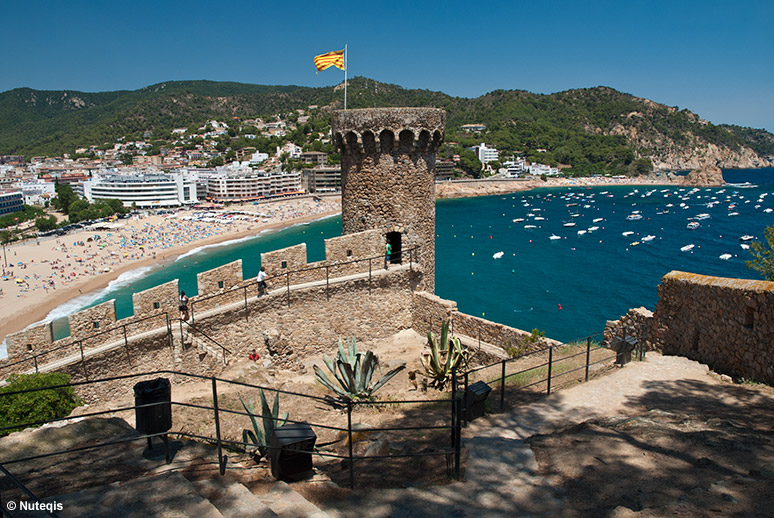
[0,373,82,436]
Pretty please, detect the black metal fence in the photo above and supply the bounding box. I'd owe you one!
[460,333,618,421]
[0,368,461,503]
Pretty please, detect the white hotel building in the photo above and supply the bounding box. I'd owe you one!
[82,172,198,208]
[471,143,499,164]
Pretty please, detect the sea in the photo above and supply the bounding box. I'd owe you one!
[3,168,773,357]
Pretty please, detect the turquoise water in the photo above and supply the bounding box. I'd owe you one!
[50,168,774,343]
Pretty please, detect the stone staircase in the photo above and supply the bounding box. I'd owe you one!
[180,328,230,366]
[25,472,330,518]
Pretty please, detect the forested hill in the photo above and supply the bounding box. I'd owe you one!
[1,78,772,173]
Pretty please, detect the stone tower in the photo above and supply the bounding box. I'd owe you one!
[331,108,445,292]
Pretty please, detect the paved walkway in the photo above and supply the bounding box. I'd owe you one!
[321,353,717,518]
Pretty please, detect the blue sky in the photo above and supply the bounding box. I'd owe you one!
[3,0,772,131]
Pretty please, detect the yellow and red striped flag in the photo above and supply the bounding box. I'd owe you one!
[314,49,345,72]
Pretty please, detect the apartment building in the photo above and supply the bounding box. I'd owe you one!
[302,166,341,193]
[206,168,301,202]
[0,190,24,215]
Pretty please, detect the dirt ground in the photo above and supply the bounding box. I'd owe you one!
[529,373,774,517]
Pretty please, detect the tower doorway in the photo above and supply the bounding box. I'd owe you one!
[386,232,402,264]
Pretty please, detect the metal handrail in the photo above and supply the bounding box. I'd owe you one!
[0,463,61,517]
[0,368,462,490]
[177,319,232,363]
[189,245,421,315]
[0,312,172,373]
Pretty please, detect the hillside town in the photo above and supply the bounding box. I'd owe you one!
[0,110,559,223]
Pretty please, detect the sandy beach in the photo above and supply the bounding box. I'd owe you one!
[0,196,341,344]
[434,174,673,198]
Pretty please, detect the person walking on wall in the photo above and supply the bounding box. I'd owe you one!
[257,266,269,296]
[385,242,392,270]
[179,291,189,321]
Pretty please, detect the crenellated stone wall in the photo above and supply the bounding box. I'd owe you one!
[69,300,118,341]
[0,230,414,377]
[5,322,53,358]
[197,260,243,296]
[132,279,180,319]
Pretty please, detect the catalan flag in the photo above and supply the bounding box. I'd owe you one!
[314,49,345,72]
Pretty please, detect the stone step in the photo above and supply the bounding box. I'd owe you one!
[192,336,229,365]
[31,471,224,518]
[259,481,330,518]
[193,477,278,518]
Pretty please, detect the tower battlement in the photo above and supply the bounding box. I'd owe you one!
[332,108,445,156]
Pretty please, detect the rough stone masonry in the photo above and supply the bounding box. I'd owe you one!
[332,107,445,293]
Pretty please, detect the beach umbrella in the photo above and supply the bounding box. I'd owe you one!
[15,278,23,283]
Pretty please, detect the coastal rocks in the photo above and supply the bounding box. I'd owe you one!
[673,164,725,187]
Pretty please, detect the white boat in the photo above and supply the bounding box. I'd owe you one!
[588,226,600,232]
[626,214,643,221]
[577,230,587,235]
[493,251,504,259]
[563,222,576,227]
[549,234,561,240]
[765,208,773,213]
[513,218,525,222]
[740,235,755,241]
[534,216,545,221]
[681,244,695,252]
[727,212,739,216]
[740,243,750,250]
[687,222,700,230]
[593,218,603,223]
[642,235,656,242]
[719,254,732,260]
[524,225,537,229]
[622,231,634,237]
[695,213,710,220]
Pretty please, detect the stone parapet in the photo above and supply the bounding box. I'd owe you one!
[132,279,180,320]
[69,300,118,342]
[651,271,774,383]
[411,291,557,357]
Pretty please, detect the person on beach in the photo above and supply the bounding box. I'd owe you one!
[385,242,392,270]
[179,291,189,320]
[257,267,268,296]
[249,349,259,361]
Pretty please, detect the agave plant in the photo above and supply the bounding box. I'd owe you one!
[313,336,405,402]
[240,389,288,458]
[421,320,469,390]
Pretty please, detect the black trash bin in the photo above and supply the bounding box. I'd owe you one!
[465,380,492,422]
[611,336,638,366]
[134,378,172,435]
[270,422,317,481]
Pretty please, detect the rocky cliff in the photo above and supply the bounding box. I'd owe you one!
[672,164,726,187]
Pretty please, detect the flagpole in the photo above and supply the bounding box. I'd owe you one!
[344,44,348,110]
